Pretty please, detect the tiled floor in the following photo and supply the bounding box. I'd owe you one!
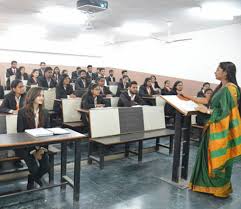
[0,139,241,209]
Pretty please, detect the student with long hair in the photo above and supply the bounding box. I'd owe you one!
[161,80,172,95]
[81,84,106,127]
[150,75,161,93]
[16,66,29,81]
[197,82,211,97]
[27,69,40,86]
[16,87,50,189]
[53,66,61,83]
[190,62,241,197]
[0,79,25,114]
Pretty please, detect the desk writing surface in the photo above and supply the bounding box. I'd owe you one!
[90,129,175,145]
[44,89,56,111]
[62,98,82,123]
[0,129,86,148]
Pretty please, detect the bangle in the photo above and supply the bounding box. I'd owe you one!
[207,109,212,114]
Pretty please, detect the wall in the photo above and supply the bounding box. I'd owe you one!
[103,24,241,84]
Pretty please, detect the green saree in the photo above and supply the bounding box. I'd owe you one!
[189,83,241,197]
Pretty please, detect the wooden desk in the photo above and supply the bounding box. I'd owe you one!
[0,129,87,205]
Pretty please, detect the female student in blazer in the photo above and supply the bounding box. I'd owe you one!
[164,80,183,116]
[53,66,61,84]
[54,74,75,113]
[27,69,40,86]
[161,80,172,95]
[0,79,25,114]
[81,84,106,128]
[16,87,50,190]
[139,77,159,106]
[16,66,29,81]
[150,75,161,93]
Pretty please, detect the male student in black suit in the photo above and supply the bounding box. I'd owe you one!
[75,70,91,90]
[0,79,25,114]
[0,79,26,168]
[86,65,97,82]
[38,62,46,77]
[6,60,18,90]
[97,77,113,97]
[106,69,116,85]
[71,67,81,83]
[96,68,108,86]
[119,70,131,83]
[118,81,145,107]
[38,67,57,89]
[116,75,130,96]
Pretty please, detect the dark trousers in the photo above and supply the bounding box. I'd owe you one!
[15,148,50,180]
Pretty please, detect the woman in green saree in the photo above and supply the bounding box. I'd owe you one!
[189,62,241,198]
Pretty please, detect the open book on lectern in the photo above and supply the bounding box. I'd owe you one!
[160,95,199,115]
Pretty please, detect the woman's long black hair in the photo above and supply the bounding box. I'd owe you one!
[172,80,183,93]
[212,62,241,114]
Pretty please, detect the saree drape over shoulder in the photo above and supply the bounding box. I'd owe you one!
[189,83,241,197]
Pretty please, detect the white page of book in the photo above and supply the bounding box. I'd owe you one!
[90,108,120,138]
[62,98,82,123]
[25,128,53,137]
[161,95,198,114]
[143,106,166,131]
[47,128,70,135]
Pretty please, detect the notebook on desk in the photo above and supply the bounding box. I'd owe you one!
[25,128,70,137]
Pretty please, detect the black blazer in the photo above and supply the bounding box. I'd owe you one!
[197,90,205,98]
[56,84,74,99]
[161,87,172,95]
[139,85,158,97]
[106,76,116,85]
[86,72,97,82]
[153,81,161,89]
[38,69,45,77]
[53,73,61,84]
[116,82,128,97]
[0,92,25,113]
[16,72,29,81]
[71,71,80,82]
[164,90,177,116]
[17,108,50,132]
[118,91,145,107]
[99,86,113,97]
[0,85,4,99]
[6,68,18,90]
[75,78,90,90]
[27,77,39,86]
[38,77,57,89]
[81,94,106,126]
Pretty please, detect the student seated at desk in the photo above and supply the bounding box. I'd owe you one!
[164,80,183,117]
[97,77,113,98]
[16,87,50,190]
[53,66,61,84]
[0,79,25,114]
[38,67,57,89]
[54,74,75,113]
[196,82,210,98]
[116,75,129,97]
[81,84,106,127]
[119,70,131,83]
[139,77,159,106]
[6,60,18,90]
[0,80,4,99]
[106,69,116,85]
[71,67,81,83]
[16,66,29,81]
[27,69,40,86]
[75,70,91,90]
[161,80,172,95]
[151,75,161,93]
[118,81,145,107]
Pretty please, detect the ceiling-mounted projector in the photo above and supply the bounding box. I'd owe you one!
[77,0,108,13]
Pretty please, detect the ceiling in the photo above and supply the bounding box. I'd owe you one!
[0,0,240,45]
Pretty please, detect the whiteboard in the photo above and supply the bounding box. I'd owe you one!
[142,106,166,131]
[44,88,56,110]
[109,85,118,95]
[6,114,18,134]
[89,108,120,138]
[62,98,82,123]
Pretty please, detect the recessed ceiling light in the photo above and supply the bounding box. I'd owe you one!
[37,6,88,25]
